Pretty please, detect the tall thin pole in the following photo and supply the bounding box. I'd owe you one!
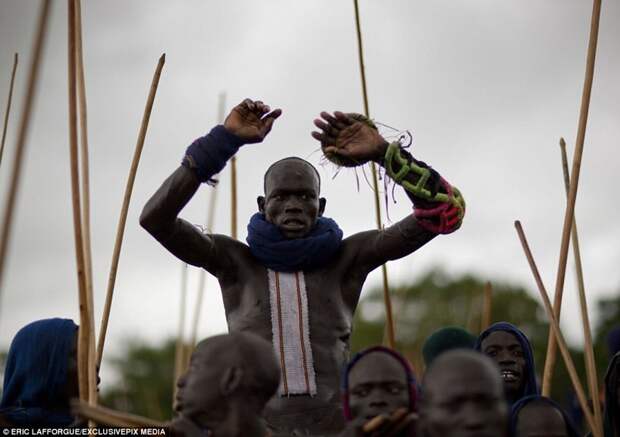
[0,53,18,168]
[74,0,97,407]
[0,2,50,309]
[189,187,217,348]
[515,221,600,437]
[558,137,603,433]
[97,54,166,366]
[542,0,602,396]
[481,281,493,332]
[68,0,91,403]
[172,262,188,405]
[352,0,395,349]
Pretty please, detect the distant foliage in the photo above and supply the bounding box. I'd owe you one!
[99,338,177,421]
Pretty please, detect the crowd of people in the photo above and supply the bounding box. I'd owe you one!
[2,319,619,437]
[1,98,618,436]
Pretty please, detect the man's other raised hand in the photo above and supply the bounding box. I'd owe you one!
[224,98,282,144]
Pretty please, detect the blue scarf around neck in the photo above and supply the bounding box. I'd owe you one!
[246,213,343,272]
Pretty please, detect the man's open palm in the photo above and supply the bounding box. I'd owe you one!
[312,111,387,165]
[224,98,282,144]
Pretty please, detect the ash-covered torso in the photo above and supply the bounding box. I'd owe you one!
[202,214,430,437]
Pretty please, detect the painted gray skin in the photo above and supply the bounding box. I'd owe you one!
[141,99,438,436]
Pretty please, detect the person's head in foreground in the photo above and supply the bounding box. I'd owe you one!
[422,326,476,368]
[171,332,280,437]
[475,322,538,405]
[510,395,579,437]
[418,349,508,437]
[0,318,79,427]
[340,346,417,436]
[602,351,620,437]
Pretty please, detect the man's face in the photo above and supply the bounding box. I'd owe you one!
[421,360,507,437]
[175,344,222,422]
[260,160,324,239]
[515,402,569,437]
[481,331,526,401]
[348,352,410,424]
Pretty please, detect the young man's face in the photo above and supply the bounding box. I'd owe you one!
[480,331,526,401]
[421,360,507,437]
[347,352,410,424]
[515,402,569,437]
[260,160,325,239]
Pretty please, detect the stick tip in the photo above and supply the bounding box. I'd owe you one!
[514,220,522,229]
[159,53,166,63]
[559,137,566,148]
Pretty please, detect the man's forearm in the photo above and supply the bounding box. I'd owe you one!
[140,125,244,237]
[376,142,465,234]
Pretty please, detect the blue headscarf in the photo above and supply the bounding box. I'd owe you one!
[510,395,579,437]
[475,322,538,404]
[0,318,78,426]
[246,213,343,272]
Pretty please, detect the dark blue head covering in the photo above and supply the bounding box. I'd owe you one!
[510,395,579,437]
[0,318,78,426]
[475,322,538,403]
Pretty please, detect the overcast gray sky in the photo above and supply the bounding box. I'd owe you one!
[1,1,619,384]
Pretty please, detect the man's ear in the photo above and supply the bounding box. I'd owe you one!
[318,197,326,217]
[257,196,265,214]
[220,366,243,396]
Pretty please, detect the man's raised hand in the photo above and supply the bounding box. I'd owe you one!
[224,98,282,144]
[311,111,388,167]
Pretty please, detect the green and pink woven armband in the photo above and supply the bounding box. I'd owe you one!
[384,142,465,234]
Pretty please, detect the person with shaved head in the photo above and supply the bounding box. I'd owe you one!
[170,332,280,437]
[141,98,464,436]
[418,349,508,437]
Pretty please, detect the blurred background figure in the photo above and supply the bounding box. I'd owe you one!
[510,395,579,437]
[0,318,79,427]
[422,326,476,368]
[476,322,538,406]
[418,349,508,437]
[339,346,417,437]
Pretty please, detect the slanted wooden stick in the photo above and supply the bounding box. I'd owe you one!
[73,0,97,407]
[0,2,50,303]
[68,0,91,403]
[514,221,599,437]
[481,281,493,332]
[0,53,18,168]
[97,54,166,366]
[353,0,395,349]
[72,400,167,428]
[542,0,602,396]
[558,137,603,433]
[189,187,218,348]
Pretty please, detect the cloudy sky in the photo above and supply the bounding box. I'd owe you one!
[1,0,619,383]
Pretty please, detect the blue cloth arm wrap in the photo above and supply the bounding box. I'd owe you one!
[182,125,245,184]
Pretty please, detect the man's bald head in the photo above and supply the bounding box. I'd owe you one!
[263,157,321,195]
[419,350,507,437]
[514,399,571,437]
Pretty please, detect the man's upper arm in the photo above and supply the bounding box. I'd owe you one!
[348,214,437,274]
[152,218,230,275]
